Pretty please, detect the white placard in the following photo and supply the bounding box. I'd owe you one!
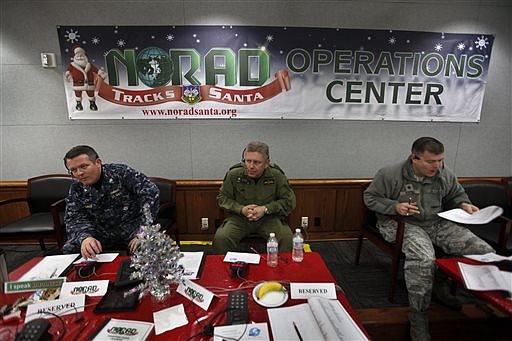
[91,318,154,341]
[25,295,85,322]
[290,283,337,299]
[176,278,214,311]
[60,280,109,298]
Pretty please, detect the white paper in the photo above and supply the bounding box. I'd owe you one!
[91,318,154,341]
[60,280,109,298]
[73,253,119,263]
[290,283,337,299]
[153,304,188,335]
[437,205,503,224]
[25,295,85,322]
[267,302,325,340]
[464,252,512,263]
[458,262,512,293]
[267,297,368,341]
[214,322,270,341]
[179,251,204,279]
[20,254,79,281]
[223,251,260,264]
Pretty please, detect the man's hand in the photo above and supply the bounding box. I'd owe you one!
[128,237,139,254]
[395,201,420,216]
[460,202,479,214]
[81,237,102,259]
[242,204,266,221]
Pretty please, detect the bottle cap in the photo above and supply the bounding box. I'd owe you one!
[295,228,300,233]
[269,232,275,237]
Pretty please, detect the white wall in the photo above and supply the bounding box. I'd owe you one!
[1,0,511,180]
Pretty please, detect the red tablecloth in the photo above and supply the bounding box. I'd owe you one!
[1,252,369,340]
[436,257,512,317]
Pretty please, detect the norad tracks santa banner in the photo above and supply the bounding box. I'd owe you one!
[57,26,494,121]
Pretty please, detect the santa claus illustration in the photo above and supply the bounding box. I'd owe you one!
[65,46,106,111]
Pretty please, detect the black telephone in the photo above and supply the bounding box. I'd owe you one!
[15,318,51,341]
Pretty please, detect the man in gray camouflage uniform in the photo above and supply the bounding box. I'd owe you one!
[62,145,159,259]
[364,137,494,341]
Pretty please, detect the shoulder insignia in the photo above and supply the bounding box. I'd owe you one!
[229,163,244,171]
[269,163,285,175]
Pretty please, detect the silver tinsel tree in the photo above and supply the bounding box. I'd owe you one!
[128,203,184,301]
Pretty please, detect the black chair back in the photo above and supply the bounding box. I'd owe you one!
[27,175,73,213]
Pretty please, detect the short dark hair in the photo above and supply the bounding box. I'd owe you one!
[63,145,99,170]
[411,137,444,155]
[245,141,270,160]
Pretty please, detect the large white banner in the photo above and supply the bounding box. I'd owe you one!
[57,26,494,121]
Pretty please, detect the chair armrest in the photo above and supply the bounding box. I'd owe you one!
[495,215,512,255]
[389,215,406,253]
[0,197,28,207]
[50,198,67,248]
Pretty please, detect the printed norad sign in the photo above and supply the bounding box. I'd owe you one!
[57,25,494,121]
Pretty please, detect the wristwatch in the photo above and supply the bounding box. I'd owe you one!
[264,207,269,215]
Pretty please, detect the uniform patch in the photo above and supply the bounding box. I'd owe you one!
[263,179,275,185]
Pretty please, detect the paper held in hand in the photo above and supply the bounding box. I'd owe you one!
[437,205,503,224]
[458,262,512,294]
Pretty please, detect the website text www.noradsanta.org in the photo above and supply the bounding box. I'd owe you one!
[142,107,237,118]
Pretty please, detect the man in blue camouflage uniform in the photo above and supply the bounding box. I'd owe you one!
[213,141,296,254]
[364,137,494,341]
[62,145,159,258]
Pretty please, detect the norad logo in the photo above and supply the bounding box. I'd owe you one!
[70,285,100,295]
[105,47,270,88]
[107,327,138,336]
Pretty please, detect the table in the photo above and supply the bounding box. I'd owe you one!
[436,257,512,317]
[0,252,369,340]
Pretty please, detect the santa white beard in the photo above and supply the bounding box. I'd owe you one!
[74,56,88,68]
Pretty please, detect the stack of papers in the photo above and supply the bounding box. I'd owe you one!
[458,262,512,295]
[437,205,503,224]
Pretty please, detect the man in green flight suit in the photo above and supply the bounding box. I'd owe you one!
[213,141,296,254]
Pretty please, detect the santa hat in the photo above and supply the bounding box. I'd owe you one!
[72,45,85,55]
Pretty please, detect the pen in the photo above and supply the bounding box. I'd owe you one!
[50,267,58,278]
[250,247,267,262]
[293,321,304,341]
[408,197,412,205]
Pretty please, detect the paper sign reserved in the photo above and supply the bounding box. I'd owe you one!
[290,283,337,299]
[25,295,85,322]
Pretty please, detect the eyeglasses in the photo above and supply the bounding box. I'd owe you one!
[68,163,92,175]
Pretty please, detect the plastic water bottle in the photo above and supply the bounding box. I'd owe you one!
[266,233,279,267]
[292,228,304,262]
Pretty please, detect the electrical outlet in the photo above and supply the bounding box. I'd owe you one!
[201,217,209,230]
[301,216,308,229]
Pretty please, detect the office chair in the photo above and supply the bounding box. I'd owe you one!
[149,177,180,247]
[461,178,512,255]
[0,174,73,250]
[354,183,406,303]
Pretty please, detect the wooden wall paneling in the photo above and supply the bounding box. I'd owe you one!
[182,188,219,240]
[0,182,29,226]
[291,188,336,232]
[334,185,365,236]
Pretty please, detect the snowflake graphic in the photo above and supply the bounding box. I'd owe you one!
[474,35,489,50]
[457,42,465,50]
[91,37,100,45]
[166,34,174,41]
[434,43,443,51]
[65,29,80,43]
[117,39,126,47]
[266,34,274,42]
[388,37,396,45]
